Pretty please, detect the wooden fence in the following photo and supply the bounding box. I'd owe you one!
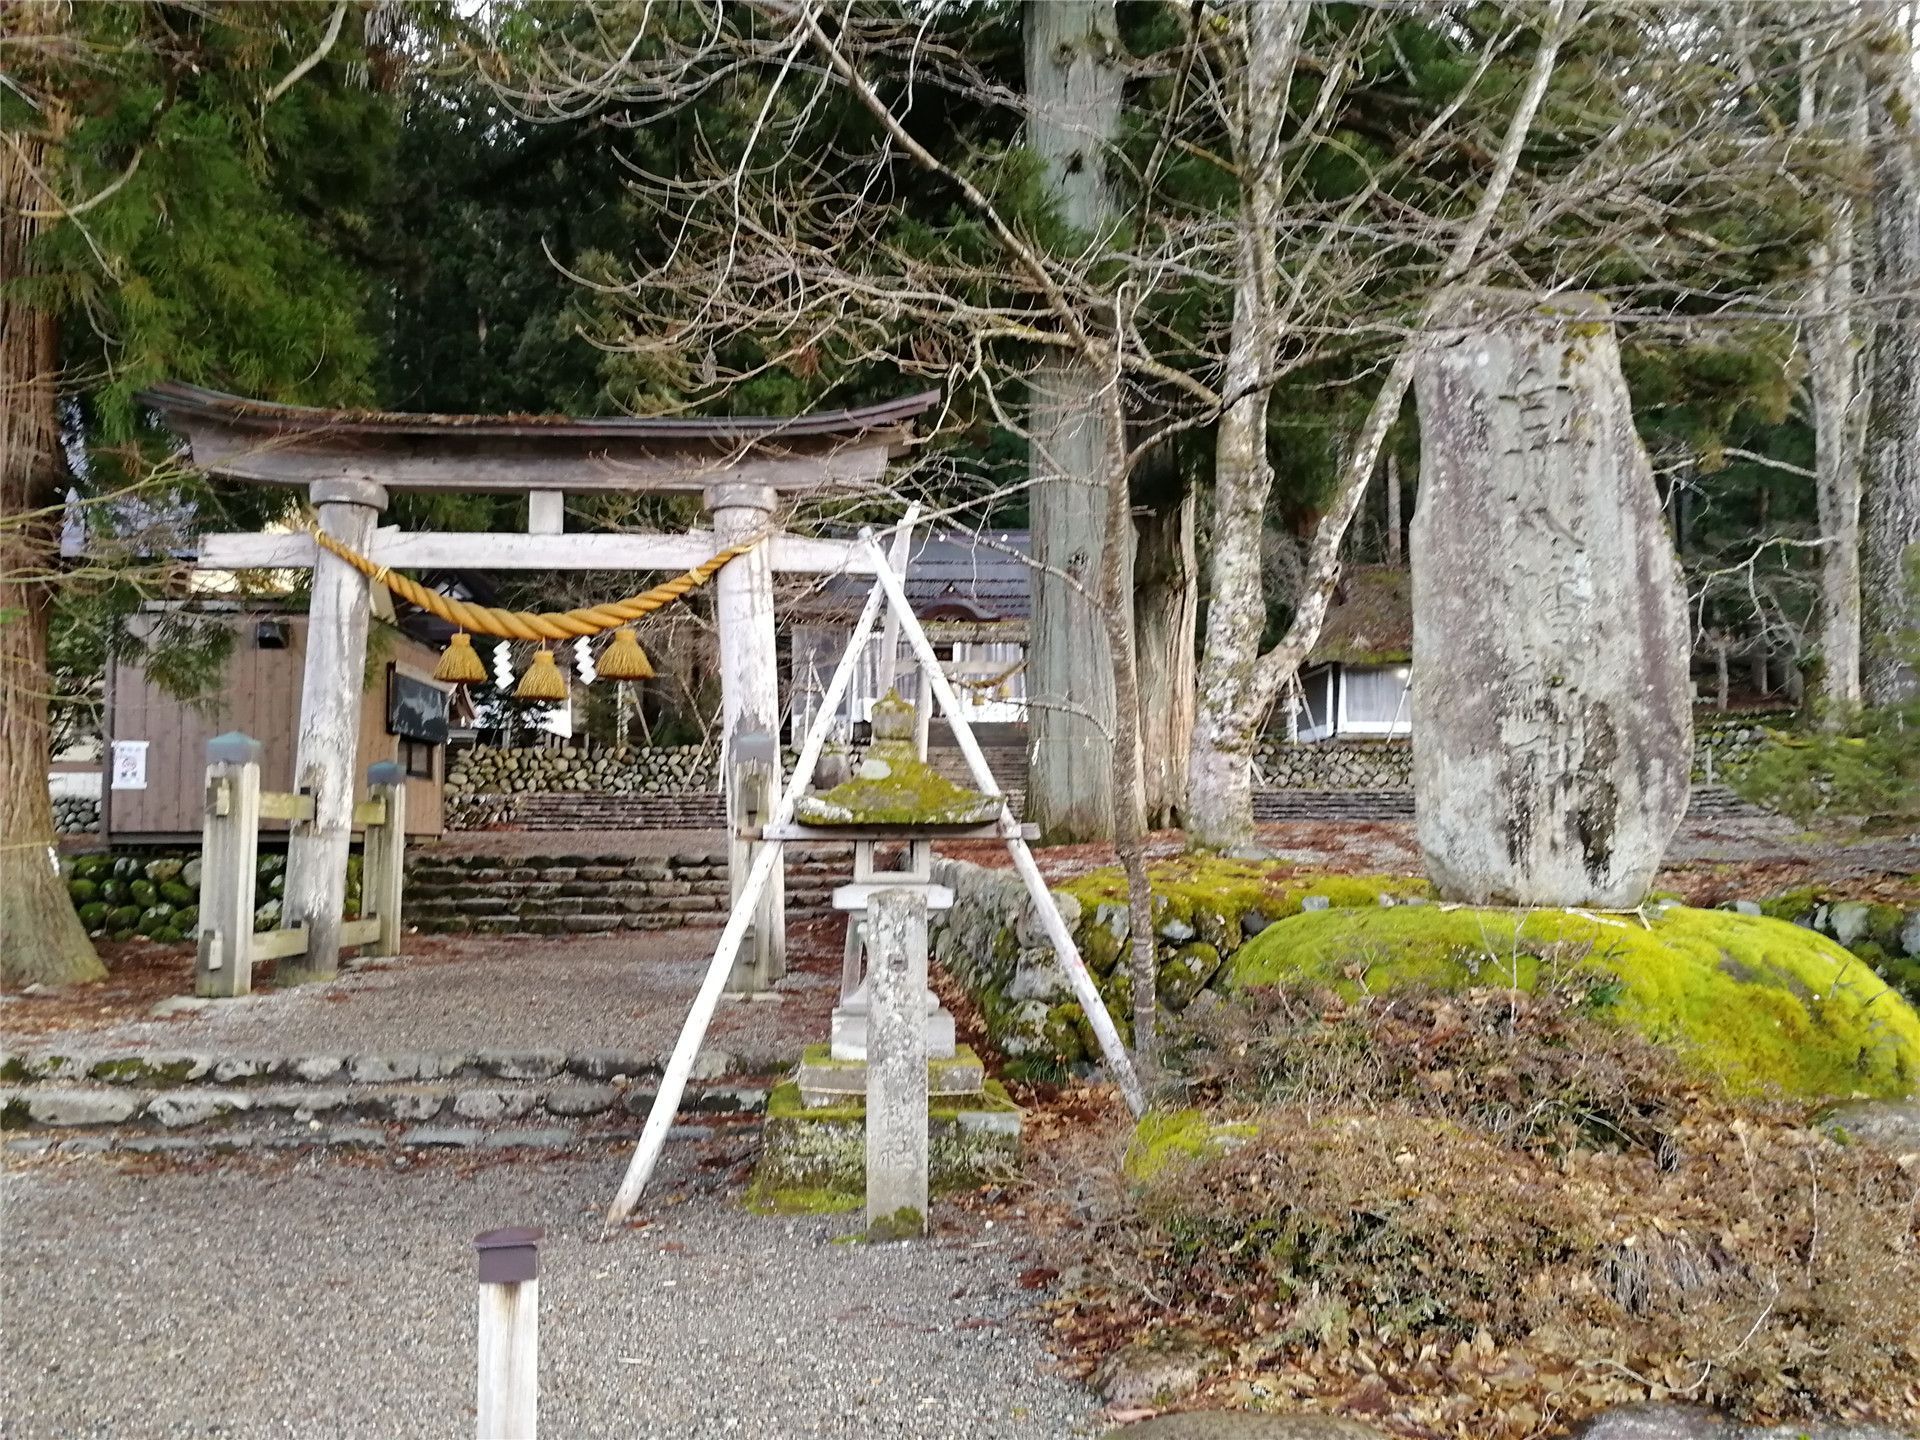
[194,732,407,998]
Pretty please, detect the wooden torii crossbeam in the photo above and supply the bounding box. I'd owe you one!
[145,381,940,988]
[604,525,1146,1224]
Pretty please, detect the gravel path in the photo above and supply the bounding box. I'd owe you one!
[0,1141,1101,1439]
[0,928,843,1063]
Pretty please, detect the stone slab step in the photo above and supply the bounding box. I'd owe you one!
[6,1119,738,1160]
[1,1079,770,1134]
[0,1045,786,1088]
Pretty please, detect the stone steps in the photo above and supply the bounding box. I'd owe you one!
[1,1044,784,1154]
[508,792,728,830]
[1,1079,766,1133]
[401,845,855,934]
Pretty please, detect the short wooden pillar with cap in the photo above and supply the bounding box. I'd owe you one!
[474,1226,542,1439]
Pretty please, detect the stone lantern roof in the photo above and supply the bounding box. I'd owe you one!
[795,691,1001,827]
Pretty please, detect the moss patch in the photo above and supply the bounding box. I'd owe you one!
[1058,856,1431,943]
[1225,904,1920,1099]
[1124,1108,1259,1181]
[744,1179,863,1215]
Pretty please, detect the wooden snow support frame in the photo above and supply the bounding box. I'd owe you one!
[195,732,407,999]
[605,522,1145,1224]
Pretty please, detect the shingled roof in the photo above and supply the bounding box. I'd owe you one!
[1309,565,1412,665]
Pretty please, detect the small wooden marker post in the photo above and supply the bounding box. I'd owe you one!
[197,732,264,998]
[474,1226,541,1440]
[362,760,408,955]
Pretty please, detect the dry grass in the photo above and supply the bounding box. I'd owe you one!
[1034,986,1920,1437]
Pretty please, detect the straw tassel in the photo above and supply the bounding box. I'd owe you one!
[514,648,568,701]
[434,631,489,684]
[597,626,655,680]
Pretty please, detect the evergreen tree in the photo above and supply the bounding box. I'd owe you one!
[2,0,394,986]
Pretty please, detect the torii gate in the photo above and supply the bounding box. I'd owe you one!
[142,381,940,986]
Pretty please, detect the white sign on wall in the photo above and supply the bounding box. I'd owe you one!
[110,739,149,791]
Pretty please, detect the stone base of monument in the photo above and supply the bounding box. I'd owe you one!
[750,1071,1022,1212]
[796,1042,985,1107]
[828,980,957,1062]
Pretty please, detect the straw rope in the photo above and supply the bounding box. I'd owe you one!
[304,521,756,641]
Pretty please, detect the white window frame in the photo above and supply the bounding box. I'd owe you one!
[1333,663,1412,738]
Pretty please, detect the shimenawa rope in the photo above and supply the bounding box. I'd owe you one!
[303,520,756,640]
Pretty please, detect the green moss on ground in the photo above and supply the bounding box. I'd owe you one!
[1057,856,1431,943]
[743,1178,863,1215]
[1225,904,1920,1099]
[1124,1108,1259,1181]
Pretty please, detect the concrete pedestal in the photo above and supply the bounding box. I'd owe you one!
[829,978,956,1063]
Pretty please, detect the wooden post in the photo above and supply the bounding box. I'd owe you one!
[865,887,929,1237]
[365,760,407,956]
[283,477,385,984]
[196,732,262,999]
[726,731,779,992]
[709,481,784,989]
[474,1227,540,1440]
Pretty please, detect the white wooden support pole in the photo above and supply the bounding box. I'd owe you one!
[913,662,933,761]
[874,515,918,697]
[474,1227,540,1440]
[196,732,263,999]
[709,481,784,989]
[605,518,914,1224]
[859,536,1147,1116]
[365,760,407,956]
[865,887,929,1236]
[283,477,386,984]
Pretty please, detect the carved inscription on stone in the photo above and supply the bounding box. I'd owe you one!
[1411,292,1691,907]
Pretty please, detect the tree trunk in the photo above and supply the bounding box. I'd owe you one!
[1808,46,1865,718]
[1384,453,1404,567]
[1133,483,1196,829]
[1862,13,1920,706]
[1024,0,1124,843]
[1,77,106,988]
[1185,0,1308,854]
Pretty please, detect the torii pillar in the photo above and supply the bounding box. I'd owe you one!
[281,477,385,983]
[710,482,785,988]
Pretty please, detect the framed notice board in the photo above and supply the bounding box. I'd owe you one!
[387,666,449,745]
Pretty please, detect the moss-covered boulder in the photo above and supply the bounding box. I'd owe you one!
[1225,904,1920,1098]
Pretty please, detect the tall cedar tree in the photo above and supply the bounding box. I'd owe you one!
[2,1,390,986]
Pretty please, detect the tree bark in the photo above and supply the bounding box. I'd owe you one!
[1133,482,1196,829]
[1862,10,1920,706]
[1024,0,1124,843]
[1186,0,1308,854]
[1807,43,1865,718]
[1,65,106,988]
[1384,453,1404,567]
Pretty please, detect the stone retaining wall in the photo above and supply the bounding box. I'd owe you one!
[62,849,356,943]
[1250,716,1791,792]
[53,795,100,834]
[448,743,719,799]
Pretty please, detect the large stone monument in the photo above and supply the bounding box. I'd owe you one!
[1410,291,1691,908]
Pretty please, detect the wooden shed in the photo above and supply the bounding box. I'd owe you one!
[104,603,448,843]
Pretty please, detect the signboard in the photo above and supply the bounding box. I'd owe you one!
[110,739,149,791]
[387,668,449,745]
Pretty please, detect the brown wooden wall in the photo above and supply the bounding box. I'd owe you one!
[105,611,446,841]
